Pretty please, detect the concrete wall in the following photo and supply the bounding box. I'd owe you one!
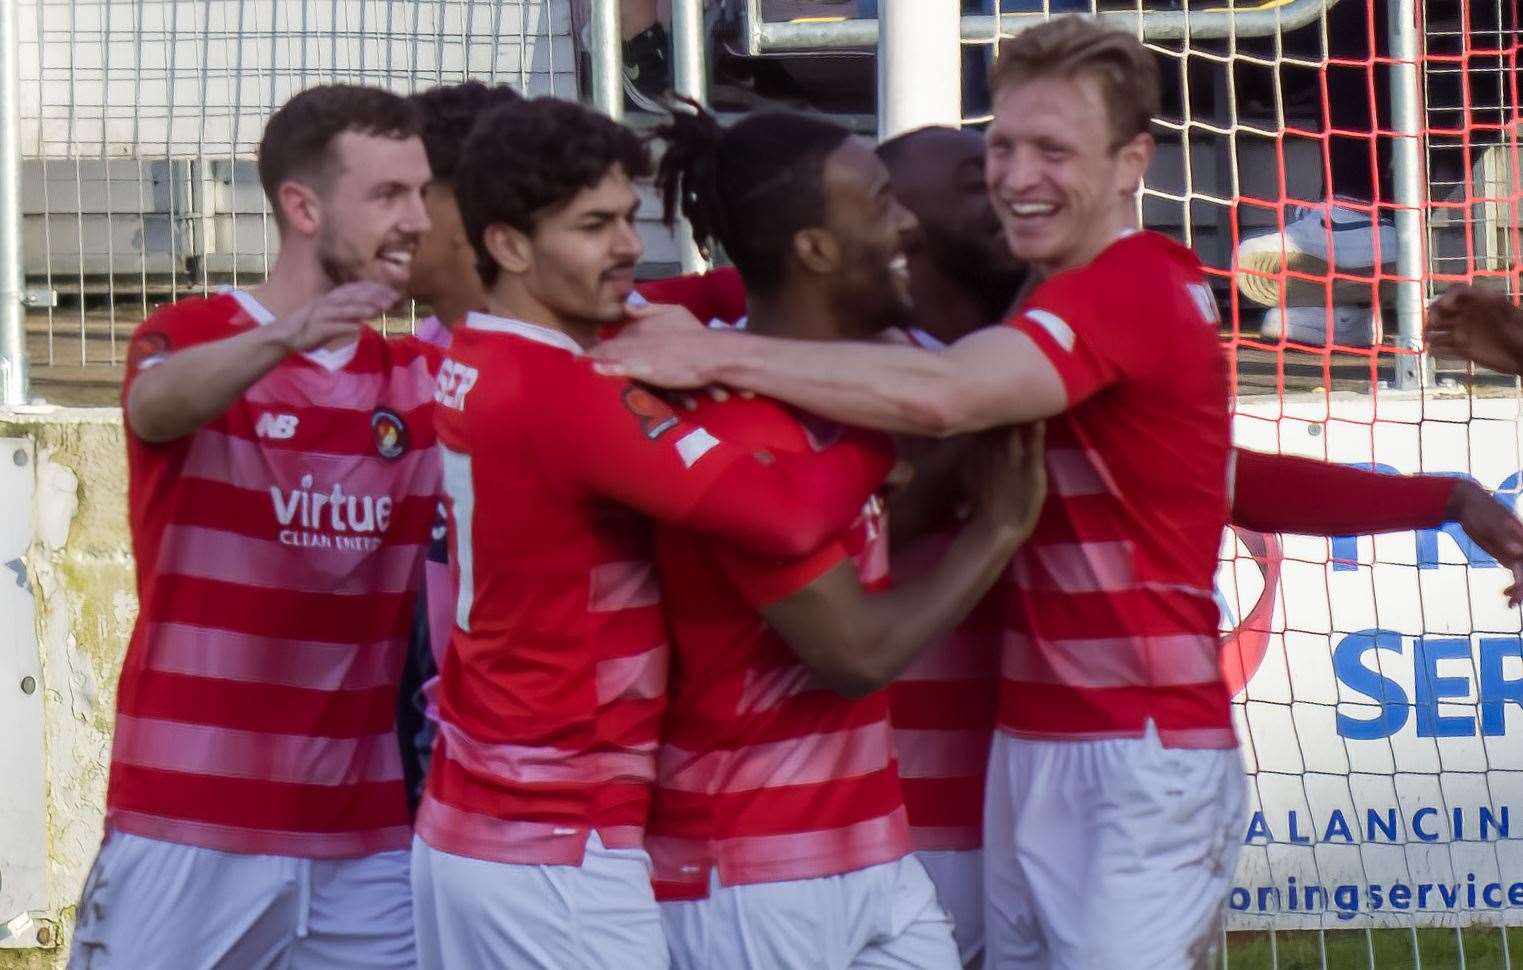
[0,409,131,970]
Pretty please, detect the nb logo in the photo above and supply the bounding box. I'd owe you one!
[256,412,299,440]
[435,360,479,411]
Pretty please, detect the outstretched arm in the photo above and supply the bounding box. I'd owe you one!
[1232,448,1523,603]
[759,424,1045,698]
[591,322,1067,437]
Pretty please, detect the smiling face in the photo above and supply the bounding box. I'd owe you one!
[313,130,433,289]
[817,136,920,335]
[515,164,645,327]
[883,127,1027,315]
[985,72,1152,276]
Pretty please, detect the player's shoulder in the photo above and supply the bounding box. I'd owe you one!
[1095,231,1205,289]
[686,394,813,454]
[139,291,249,339]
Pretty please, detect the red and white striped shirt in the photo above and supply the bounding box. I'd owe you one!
[647,396,910,900]
[889,327,1000,852]
[109,290,441,857]
[421,314,892,866]
[1000,232,1233,749]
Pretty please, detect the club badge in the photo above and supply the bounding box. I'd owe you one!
[371,407,408,460]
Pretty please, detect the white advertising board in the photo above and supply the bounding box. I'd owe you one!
[1221,392,1523,929]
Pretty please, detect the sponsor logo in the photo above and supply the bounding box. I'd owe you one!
[371,407,408,459]
[255,412,299,440]
[269,473,393,552]
[127,331,170,373]
[434,359,479,410]
[623,386,680,440]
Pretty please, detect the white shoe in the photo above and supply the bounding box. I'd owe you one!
[1236,201,1398,308]
[1260,304,1379,348]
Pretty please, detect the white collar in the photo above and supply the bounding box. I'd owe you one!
[224,287,359,372]
[463,311,585,355]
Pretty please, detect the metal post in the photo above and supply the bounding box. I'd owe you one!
[670,0,708,273]
[1388,0,1429,388]
[878,0,963,141]
[589,0,624,121]
[0,0,27,406]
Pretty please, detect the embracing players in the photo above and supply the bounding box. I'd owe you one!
[411,95,902,970]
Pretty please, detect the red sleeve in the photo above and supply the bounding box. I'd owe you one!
[121,298,247,401]
[538,364,894,558]
[634,267,747,325]
[711,538,849,609]
[1231,448,1457,535]
[1005,270,1135,407]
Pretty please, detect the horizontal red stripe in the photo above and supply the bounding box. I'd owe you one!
[425,751,590,822]
[901,774,985,834]
[715,806,912,887]
[107,762,408,835]
[651,765,904,841]
[1006,586,1218,641]
[659,720,892,794]
[139,576,413,643]
[663,691,891,750]
[117,667,398,737]
[997,680,1233,747]
[889,680,997,732]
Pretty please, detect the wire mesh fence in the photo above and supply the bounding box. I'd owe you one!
[13,0,576,402]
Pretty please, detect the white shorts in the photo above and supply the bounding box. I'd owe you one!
[67,830,414,970]
[411,831,668,970]
[983,726,1246,970]
[660,855,961,970]
[917,849,984,968]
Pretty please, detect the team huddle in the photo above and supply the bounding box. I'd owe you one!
[67,15,1523,970]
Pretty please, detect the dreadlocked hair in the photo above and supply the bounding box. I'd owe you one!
[654,104,854,297]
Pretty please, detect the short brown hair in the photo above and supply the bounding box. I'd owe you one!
[989,16,1160,148]
[258,84,421,223]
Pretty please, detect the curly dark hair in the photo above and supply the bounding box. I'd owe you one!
[258,84,420,226]
[655,105,852,297]
[455,97,651,287]
[409,80,522,183]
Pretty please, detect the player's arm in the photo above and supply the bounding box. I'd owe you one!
[552,371,895,559]
[759,424,1045,698]
[126,282,395,443]
[1232,448,1523,603]
[591,323,1067,437]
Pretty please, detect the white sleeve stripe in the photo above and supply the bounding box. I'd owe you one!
[1023,308,1076,353]
[675,428,721,469]
[440,446,475,634]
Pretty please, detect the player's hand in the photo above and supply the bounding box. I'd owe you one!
[964,422,1047,544]
[623,301,707,334]
[1446,480,1523,606]
[1426,285,1523,376]
[269,282,397,354]
[591,323,733,389]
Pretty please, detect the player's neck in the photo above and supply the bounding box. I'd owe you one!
[427,288,483,332]
[746,285,857,343]
[908,265,995,344]
[246,247,332,321]
[486,284,601,350]
[1038,207,1138,277]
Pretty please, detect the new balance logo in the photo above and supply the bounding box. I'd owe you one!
[256,412,299,439]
